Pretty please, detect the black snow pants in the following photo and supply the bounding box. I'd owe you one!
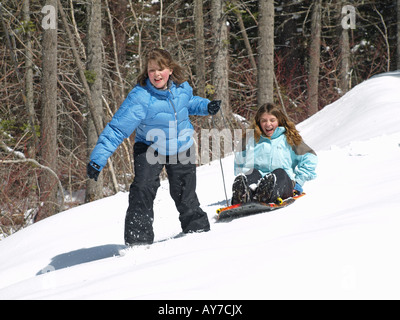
[124,143,210,246]
[239,168,294,203]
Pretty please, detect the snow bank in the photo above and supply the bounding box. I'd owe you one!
[298,71,400,151]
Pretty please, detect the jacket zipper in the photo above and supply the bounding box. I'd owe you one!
[167,89,178,124]
[168,89,179,150]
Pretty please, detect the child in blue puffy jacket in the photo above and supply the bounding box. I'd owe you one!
[87,48,221,246]
[232,103,317,205]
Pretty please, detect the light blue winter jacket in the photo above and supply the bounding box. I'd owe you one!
[90,79,210,170]
[234,127,318,186]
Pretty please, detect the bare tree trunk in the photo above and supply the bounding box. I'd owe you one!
[194,0,206,97]
[339,0,351,95]
[211,0,230,119]
[57,0,119,193]
[106,0,127,109]
[1,1,38,151]
[128,0,143,71]
[233,0,257,74]
[159,0,163,48]
[23,0,38,156]
[308,0,322,116]
[86,0,103,203]
[37,0,58,222]
[257,0,274,106]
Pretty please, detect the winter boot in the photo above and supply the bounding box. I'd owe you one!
[231,174,251,205]
[255,173,277,203]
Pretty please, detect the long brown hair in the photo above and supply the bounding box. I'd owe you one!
[250,103,303,146]
[137,48,187,86]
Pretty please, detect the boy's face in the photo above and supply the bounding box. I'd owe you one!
[147,60,172,89]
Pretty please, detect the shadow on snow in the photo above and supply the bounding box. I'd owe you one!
[36,244,126,276]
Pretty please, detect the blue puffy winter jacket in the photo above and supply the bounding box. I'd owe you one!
[90,79,210,170]
[234,127,318,186]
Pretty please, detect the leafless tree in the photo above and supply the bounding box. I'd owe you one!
[85,0,104,202]
[339,0,351,95]
[211,0,230,117]
[194,0,206,97]
[308,0,322,116]
[37,0,58,222]
[257,0,274,106]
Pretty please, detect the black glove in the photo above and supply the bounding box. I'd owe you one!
[208,100,221,115]
[87,161,101,181]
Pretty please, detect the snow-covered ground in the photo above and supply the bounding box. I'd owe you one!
[1,71,400,300]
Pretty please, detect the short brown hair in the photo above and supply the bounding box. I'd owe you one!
[137,48,187,86]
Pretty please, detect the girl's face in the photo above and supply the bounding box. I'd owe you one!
[147,59,172,89]
[259,113,279,137]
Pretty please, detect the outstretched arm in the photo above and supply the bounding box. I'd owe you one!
[89,88,147,172]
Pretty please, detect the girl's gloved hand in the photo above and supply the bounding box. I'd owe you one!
[87,161,101,181]
[208,100,221,115]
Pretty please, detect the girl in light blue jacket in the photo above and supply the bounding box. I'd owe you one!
[232,103,317,205]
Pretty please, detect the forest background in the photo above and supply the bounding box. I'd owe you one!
[0,0,399,238]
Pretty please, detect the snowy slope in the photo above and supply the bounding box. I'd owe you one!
[1,71,400,300]
[298,71,400,150]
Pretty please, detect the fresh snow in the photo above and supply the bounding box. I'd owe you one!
[1,71,400,300]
